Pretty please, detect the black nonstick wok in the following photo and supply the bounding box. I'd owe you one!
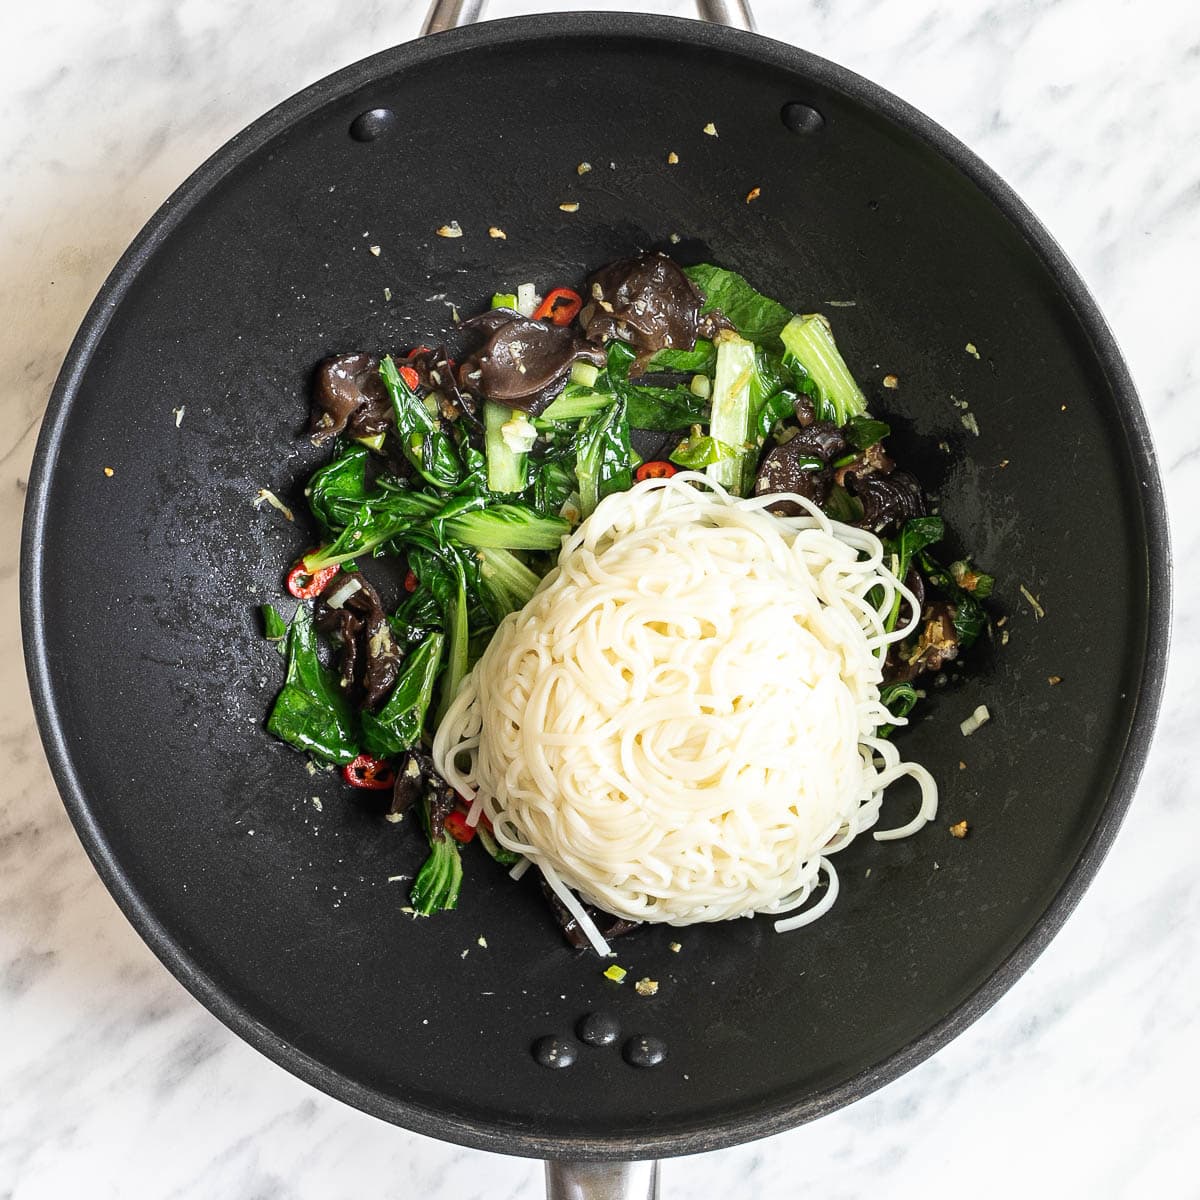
[20,2,1170,1197]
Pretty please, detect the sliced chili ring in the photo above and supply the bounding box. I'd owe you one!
[444,810,477,844]
[533,287,583,327]
[634,460,678,482]
[403,568,419,593]
[286,560,339,599]
[398,364,421,391]
[342,753,395,790]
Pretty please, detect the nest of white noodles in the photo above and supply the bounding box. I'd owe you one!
[433,472,935,954]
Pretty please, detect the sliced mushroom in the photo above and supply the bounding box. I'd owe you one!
[310,353,391,444]
[755,437,833,508]
[538,879,641,951]
[456,310,605,416]
[408,345,478,425]
[845,469,925,533]
[583,251,707,357]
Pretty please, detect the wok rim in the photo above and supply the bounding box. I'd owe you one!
[19,12,1172,1161]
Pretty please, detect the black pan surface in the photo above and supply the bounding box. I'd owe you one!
[21,15,1168,1159]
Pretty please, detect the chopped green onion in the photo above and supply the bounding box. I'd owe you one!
[706,335,758,494]
[491,292,518,310]
[570,360,600,388]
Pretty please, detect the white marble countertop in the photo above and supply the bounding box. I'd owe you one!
[2,1,1196,1196]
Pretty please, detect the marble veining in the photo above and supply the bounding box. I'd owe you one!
[2,0,1197,1196]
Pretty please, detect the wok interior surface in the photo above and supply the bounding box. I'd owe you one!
[24,16,1165,1158]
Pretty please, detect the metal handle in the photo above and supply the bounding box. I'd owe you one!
[545,1161,661,1200]
[423,0,755,35]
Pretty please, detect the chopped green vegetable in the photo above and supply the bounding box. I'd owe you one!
[570,360,600,388]
[647,341,716,373]
[261,602,288,645]
[603,964,627,983]
[475,546,541,621]
[306,444,372,533]
[484,401,528,494]
[359,632,445,758]
[478,825,520,866]
[266,607,358,764]
[779,315,867,426]
[380,355,463,489]
[491,292,518,310]
[540,385,610,423]
[878,681,920,739]
[670,429,736,469]
[576,394,632,518]
[302,490,441,572]
[685,265,793,351]
[410,794,463,915]
[843,415,891,451]
[445,503,569,551]
[754,389,799,442]
[625,384,710,431]
[648,344,714,375]
[706,335,758,494]
[887,517,946,633]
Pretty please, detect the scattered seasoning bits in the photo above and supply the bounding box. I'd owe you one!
[368,244,381,257]
[386,874,407,882]
[477,935,488,949]
[667,151,679,164]
[965,342,980,359]
[938,440,952,454]
[703,122,718,136]
[172,406,185,427]
[1060,404,1067,411]
[558,202,580,213]
[668,942,682,953]
[488,226,507,240]
[635,978,659,997]
[996,616,1007,627]
[745,187,762,204]
[1048,674,1063,686]
[103,466,114,477]
[1019,584,1045,619]
[311,796,323,812]
[883,374,899,389]
[603,964,627,983]
[960,704,991,737]
[1001,629,1011,646]
[436,221,463,238]
[949,820,969,839]
[998,459,1010,469]
[959,760,967,770]
[383,287,392,302]
[961,412,981,436]
[577,161,592,175]
[668,233,681,244]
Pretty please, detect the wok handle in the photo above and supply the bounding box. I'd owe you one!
[422,0,756,35]
[545,1160,661,1200]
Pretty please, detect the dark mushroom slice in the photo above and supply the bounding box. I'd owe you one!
[845,468,925,533]
[583,251,706,358]
[310,353,390,444]
[424,774,459,842]
[340,574,402,711]
[456,309,605,417]
[787,420,848,463]
[538,879,641,951]
[755,437,833,508]
[390,751,436,820]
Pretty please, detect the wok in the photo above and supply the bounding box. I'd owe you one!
[20,1,1169,1196]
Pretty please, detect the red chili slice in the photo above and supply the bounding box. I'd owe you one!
[407,345,433,359]
[342,754,395,790]
[444,810,477,844]
[398,365,420,391]
[533,287,583,326]
[403,568,419,593]
[634,460,678,482]
[286,560,339,599]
